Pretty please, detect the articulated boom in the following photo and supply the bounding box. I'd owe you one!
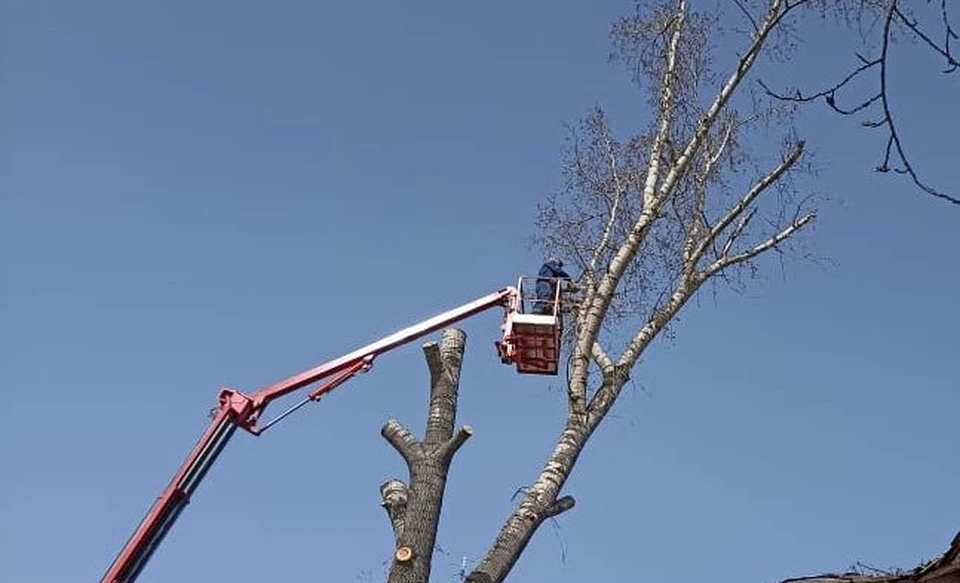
[99,281,565,583]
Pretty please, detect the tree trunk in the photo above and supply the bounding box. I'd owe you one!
[465,412,587,583]
[380,329,473,583]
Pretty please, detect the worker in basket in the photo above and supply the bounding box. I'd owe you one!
[534,257,571,315]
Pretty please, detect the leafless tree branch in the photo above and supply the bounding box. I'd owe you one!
[720,207,758,258]
[695,140,805,263]
[893,4,958,71]
[875,3,960,205]
[707,212,816,275]
[758,0,959,204]
[591,341,614,372]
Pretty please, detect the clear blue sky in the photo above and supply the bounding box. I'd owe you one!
[1,2,957,583]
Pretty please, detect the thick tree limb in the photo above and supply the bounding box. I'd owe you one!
[437,424,473,464]
[382,420,419,467]
[567,341,614,414]
[566,346,590,417]
[591,341,614,372]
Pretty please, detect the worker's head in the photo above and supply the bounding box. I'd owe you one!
[548,256,563,268]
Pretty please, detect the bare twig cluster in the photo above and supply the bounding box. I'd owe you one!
[758,0,959,204]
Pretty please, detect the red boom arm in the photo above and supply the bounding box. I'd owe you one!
[99,287,517,583]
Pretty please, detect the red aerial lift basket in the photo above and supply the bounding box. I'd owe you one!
[497,276,563,375]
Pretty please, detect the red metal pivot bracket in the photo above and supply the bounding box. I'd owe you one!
[216,388,258,431]
[307,357,372,400]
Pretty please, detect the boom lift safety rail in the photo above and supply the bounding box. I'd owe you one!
[99,277,567,583]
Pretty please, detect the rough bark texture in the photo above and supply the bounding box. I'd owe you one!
[381,329,472,583]
[464,413,587,583]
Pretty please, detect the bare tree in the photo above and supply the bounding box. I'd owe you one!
[376,2,957,582]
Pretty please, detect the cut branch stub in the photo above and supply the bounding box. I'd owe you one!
[439,424,473,463]
[382,420,420,467]
[380,478,408,542]
[544,495,576,518]
[395,546,414,564]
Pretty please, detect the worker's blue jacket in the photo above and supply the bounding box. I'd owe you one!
[536,260,570,307]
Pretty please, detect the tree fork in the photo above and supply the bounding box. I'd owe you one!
[380,329,472,583]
